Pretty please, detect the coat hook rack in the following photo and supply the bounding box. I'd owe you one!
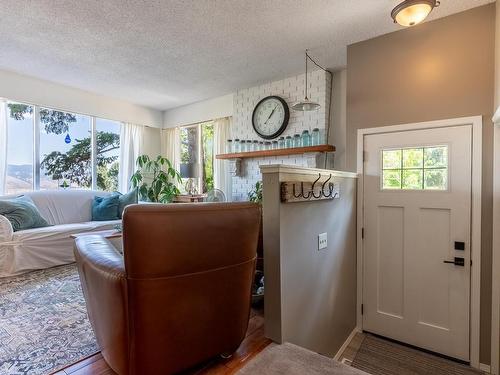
[281,173,340,203]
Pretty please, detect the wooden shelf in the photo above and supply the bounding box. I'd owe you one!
[216,144,335,160]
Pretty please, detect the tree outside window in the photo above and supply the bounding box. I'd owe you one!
[7,103,120,191]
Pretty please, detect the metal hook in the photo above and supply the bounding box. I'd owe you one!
[311,173,323,199]
[321,174,333,198]
[302,181,312,199]
[292,182,303,198]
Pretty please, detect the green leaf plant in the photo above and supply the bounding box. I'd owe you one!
[130,155,182,203]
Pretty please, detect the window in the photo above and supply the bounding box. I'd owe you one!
[39,108,91,189]
[179,121,214,193]
[4,100,122,192]
[6,102,34,195]
[96,118,120,191]
[382,146,448,190]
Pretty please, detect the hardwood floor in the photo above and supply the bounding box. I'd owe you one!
[52,308,270,375]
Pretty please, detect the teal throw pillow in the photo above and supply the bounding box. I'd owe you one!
[115,188,138,218]
[92,194,120,221]
[0,196,50,232]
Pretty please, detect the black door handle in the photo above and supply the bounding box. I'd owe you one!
[443,257,464,266]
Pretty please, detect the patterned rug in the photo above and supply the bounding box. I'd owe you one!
[0,264,98,375]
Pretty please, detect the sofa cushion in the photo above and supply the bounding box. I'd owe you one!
[92,195,120,221]
[12,220,121,242]
[23,190,111,225]
[116,189,138,218]
[0,196,50,232]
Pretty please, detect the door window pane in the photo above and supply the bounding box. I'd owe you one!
[382,170,402,189]
[424,146,448,168]
[96,118,120,191]
[403,148,423,168]
[6,102,33,194]
[381,146,448,191]
[39,108,91,189]
[403,169,423,190]
[424,169,448,190]
[382,149,401,169]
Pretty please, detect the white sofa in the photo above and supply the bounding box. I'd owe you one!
[0,190,121,277]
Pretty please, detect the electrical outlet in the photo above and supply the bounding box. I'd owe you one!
[318,233,327,250]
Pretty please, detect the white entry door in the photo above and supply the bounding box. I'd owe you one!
[362,125,472,361]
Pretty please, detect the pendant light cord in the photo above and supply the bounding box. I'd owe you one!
[304,50,334,168]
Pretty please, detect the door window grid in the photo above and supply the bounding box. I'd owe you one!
[381,146,448,190]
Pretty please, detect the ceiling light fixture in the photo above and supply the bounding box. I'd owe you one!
[292,50,323,111]
[391,0,440,27]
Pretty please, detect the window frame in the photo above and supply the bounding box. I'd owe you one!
[380,144,450,192]
[5,100,121,192]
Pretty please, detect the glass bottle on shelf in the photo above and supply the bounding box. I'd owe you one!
[293,134,301,147]
[226,139,233,153]
[246,140,252,151]
[239,139,246,152]
[285,136,293,148]
[264,141,272,150]
[278,137,285,149]
[312,128,320,146]
[253,140,259,151]
[259,141,264,150]
[234,139,240,153]
[272,140,278,150]
[301,130,311,147]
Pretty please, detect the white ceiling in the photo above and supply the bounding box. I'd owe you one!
[0,0,494,111]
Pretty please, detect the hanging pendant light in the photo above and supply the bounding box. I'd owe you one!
[292,50,321,112]
[391,0,440,27]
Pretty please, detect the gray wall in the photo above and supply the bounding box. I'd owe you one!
[346,4,495,364]
[262,166,357,356]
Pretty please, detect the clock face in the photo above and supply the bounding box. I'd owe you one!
[252,96,290,139]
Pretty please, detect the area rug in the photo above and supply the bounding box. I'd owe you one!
[0,264,98,375]
[351,334,483,375]
[236,342,368,375]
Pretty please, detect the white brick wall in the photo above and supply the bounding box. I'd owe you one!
[230,70,331,201]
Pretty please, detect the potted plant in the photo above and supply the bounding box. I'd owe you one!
[130,155,182,203]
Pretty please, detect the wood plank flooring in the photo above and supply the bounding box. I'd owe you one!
[52,308,270,375]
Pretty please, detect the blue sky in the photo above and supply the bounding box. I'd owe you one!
[7,106,120,165]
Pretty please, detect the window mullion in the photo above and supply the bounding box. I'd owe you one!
[91,117,97,190]
[33,106,40,190]
[198,123,202,192]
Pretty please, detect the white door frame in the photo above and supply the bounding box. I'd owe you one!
[356,116,482,369]
[492,108,500,375]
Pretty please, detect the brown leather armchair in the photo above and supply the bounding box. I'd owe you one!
[74,203,261,375]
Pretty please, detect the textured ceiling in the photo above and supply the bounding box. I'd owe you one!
[0,0,494,110]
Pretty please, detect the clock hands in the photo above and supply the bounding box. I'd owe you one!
[264,105,278,125]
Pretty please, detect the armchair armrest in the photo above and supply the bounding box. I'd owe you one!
[74,235,128,375]
[0,214,13,243]
[74,235,125,277]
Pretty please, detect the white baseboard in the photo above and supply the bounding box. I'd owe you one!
[333,327,361,361]
[480,363,491,373]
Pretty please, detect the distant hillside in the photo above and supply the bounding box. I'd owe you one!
[7,164,32,183]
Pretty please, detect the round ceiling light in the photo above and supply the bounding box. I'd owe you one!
[391,0,440,27]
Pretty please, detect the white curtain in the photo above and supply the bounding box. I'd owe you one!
[160,127,180,175]
[160,127,181,189]
[213,117,232,200]
[0,100,8,196]
[118,123,144,193]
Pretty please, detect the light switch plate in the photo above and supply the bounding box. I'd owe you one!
[318,233,327,250]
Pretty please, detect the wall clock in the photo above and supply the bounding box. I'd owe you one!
[252,96,290,140]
